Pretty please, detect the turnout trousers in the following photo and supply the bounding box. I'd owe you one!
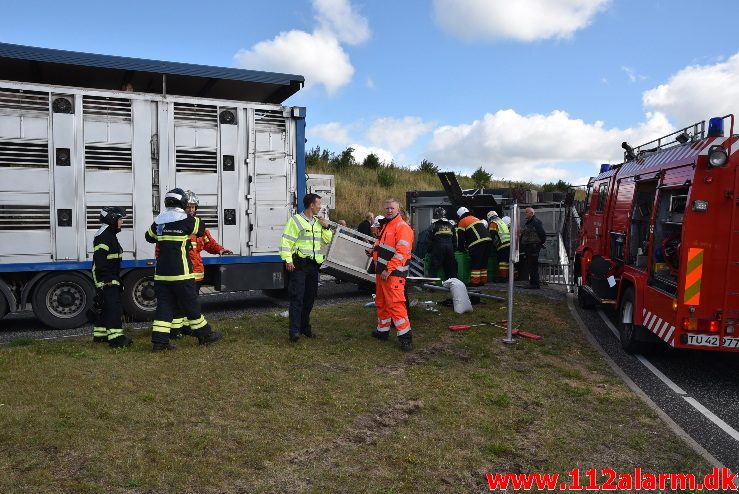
[429,242,457,281]
[496,246,510,281]
[152,279,213,346]
[288,258,319,337]
[469,241,492,286]
[93,285,125,345]
[375,274,411,336]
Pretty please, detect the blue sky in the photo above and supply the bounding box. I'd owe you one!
[4,0,739,184]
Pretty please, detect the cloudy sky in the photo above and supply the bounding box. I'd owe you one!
[5,0,739,184]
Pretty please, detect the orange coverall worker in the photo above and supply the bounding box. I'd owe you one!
[372,215,414,339]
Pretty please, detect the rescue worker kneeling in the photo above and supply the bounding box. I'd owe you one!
[91,206,132,348]
[145,188,223,352]
[368,198,415,352]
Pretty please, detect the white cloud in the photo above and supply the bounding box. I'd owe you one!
[643,52,739,125]
[433,0,610,42]
[350,144,394,165]
[426,109,672,183]
[366,117,435,154]
[621,65,647,82]
[234,0,370,95]
[313,0,370,45]
[307,122,352,146]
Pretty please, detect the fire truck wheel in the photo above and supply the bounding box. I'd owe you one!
[619,287,655,354]
[577,286,596,309]
[122,269,156,321]
[32,272,96,329]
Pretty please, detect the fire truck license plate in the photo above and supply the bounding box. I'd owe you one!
[722,337,739,348]
[686,334,720,347]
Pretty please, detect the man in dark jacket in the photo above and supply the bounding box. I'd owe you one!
[520,207,547,289]
[356,212,374,237]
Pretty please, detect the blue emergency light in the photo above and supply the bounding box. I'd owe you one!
[599,163,610,173]
[707,117,724,137]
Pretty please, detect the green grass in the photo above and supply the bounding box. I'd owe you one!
[0,292,709,493]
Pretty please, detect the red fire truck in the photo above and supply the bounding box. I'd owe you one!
[576,115,738,353]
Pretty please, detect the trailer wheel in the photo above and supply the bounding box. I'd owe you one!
[577,286,596,309]
[122,270,156,321]
[0,291,8,319]
[32,272,95,329]
[619,287,655,354]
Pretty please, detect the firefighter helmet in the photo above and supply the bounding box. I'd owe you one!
[99,206,127,226]
[433,207,447,220]
[487,210,498,221]
[164,188,188,209]
[456,206,469,218]
[184,190,200,208]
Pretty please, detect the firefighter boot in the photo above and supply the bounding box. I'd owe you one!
[371,330,389,341]
[152,342,177,352]
[194,325,224,346]
[109,335,133,348]
[398,332,413,352]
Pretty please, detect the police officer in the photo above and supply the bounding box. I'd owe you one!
[456,206,493,286]
[145,188,223,352]
[427,207,457,281]
[280,193,333,341]
[487,210,511,282]
[92,206,132,348]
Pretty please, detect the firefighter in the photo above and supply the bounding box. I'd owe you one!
[427,207,457,281]
[369,198,415,352]
[91,206,132,348]
[456,206,493,286]
[145,188,223,352]
[169,190,233,339]
[280,193,333,341]
[487,210,511,282]
[520,207,547,289]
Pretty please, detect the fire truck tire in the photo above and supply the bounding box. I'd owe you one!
[577,286,596,310]
[32,272,96,329]
[618,288,655,354]
[122,269,156,321]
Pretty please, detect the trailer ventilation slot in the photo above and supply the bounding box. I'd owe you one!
[175,148,217,173]
[254,109,286,132]
[83,96,132,120]
[196,205,219,226]
[174,103,218,126]
[0,205,50,230]
[0,140,49,168]
[85,144,133,170]
[85,206,133,229]
[0,88,49,113]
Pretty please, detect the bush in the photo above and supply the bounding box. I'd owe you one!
[377,167,397,187]
[418,159,439,174]
[330,147,356,171]
[541,179,572,192]
[362,153,381,169]
[471,166,492,189]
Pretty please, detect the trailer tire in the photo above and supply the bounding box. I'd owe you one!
[619,287,655,354]
[577,286,596,310]
[122,269,156,321]
[0,291,8,319]
[32,272,95,329]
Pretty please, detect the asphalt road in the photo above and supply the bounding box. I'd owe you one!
[0,276,369,344]
[571,295,739,471]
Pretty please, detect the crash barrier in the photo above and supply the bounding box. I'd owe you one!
[538,262,575,292]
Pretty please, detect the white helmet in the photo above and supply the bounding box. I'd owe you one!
[184,190,200,207]
[502,216,511,225]
[371,215,384,228]
[481,219,488,228]
[487,210,498,221]
[456,206,469,218]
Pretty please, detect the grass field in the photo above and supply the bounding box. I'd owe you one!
[0,291,708,493]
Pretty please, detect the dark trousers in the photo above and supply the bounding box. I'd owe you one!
[152,280,211,345]
[524,245,541,287]
[429,242,457,280]
[288,259,319,336]
[93,284,124,343]
[469,241,492,271]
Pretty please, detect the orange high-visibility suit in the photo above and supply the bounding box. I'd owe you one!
[372,215,414,335]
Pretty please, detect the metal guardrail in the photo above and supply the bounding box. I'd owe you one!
[539,262,575,292]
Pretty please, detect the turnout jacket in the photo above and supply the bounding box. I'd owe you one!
[488,217,511,249]
[92,227,123,288]
[427,219,457,250]
[155,227,225,282]
[145,215,205,281]
[457,213,492,251]
[372,215,414,277]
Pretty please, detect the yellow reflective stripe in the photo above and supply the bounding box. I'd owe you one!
[193,216,200,234]
[154,274,195,281]
[170,318,185,329]
[94,244,110,251]
[147,227,157,238]
[93,327,107,337]
[190,316,207,330]
[95,279,120,288]
[194,272,205,280]
[153,320,172,328]
[157,235,189,241]
[106,253,122,259]
[107,329,123,339]
[181,241,189,276]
